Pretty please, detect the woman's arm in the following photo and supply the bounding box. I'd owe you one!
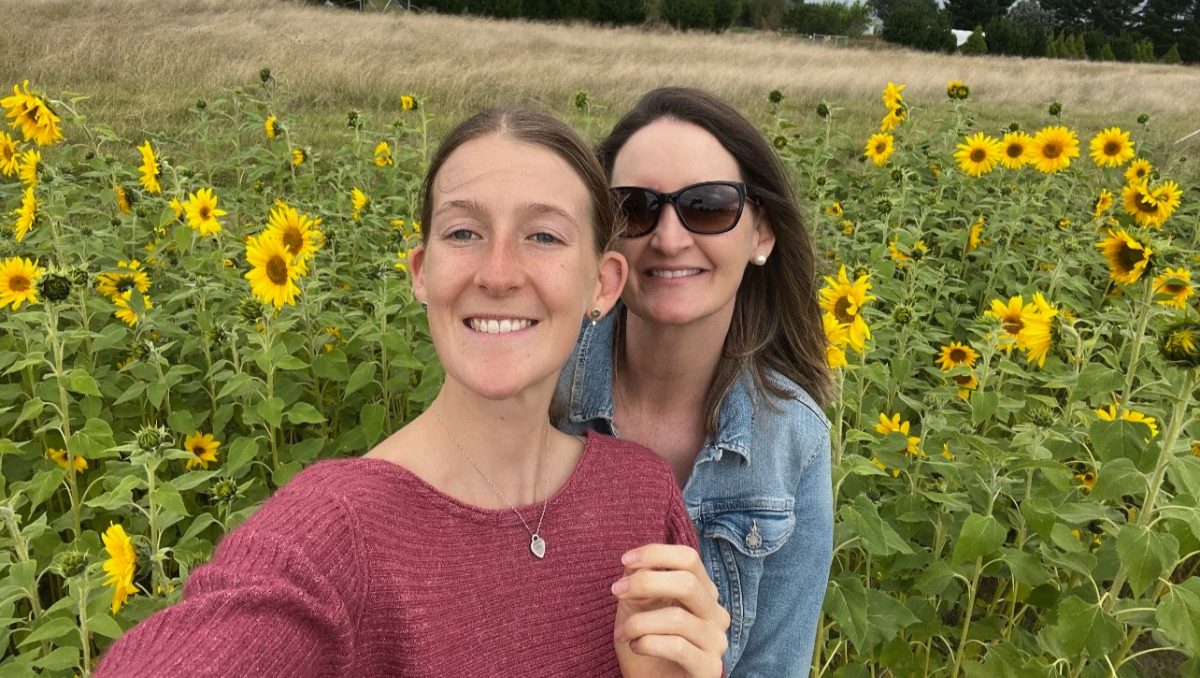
[94,472,366,677]
[731,425,833,677]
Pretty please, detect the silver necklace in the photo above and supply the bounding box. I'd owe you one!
[432,408,550,559]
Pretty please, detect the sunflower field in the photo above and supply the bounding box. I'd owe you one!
[0,71,1198,677]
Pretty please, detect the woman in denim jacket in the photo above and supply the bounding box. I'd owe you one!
[557,87,835,677]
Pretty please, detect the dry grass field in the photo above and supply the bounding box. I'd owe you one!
[4,0,1200,157]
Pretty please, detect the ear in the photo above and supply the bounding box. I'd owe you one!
[590,251,628,317]
[409,243,428,304]
[752,213,777,262]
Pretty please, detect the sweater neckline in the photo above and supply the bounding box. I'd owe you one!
[348,429,601,522]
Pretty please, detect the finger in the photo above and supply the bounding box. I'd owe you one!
[628,633,724,678]
[613,570,730,627]
[619,606,729,658]
[621,545,718,600]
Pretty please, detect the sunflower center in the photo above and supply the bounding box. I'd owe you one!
[1103,141,1121,156]
[954,374,974,386]
[1003,315,1024,335]
[1006,144,1023,159]
[9,274,29,292]
[1164,282,1188,294]
[266,256,289,285]
[1043,143,1062,159]
[1136,169,1147,179]
[1135,195,1159,214]
[970,148,987,163]
[282,227,303,255]
[115,277,135,293]
[875,142,887,154]
[949,348,967,363]
[833,296,855,324]
[1117,245,1146,271]
[199,205,211,220]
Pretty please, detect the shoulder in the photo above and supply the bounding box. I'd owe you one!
[757,369,832,431]
[582,430,675,487]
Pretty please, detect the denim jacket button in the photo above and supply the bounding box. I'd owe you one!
[744,520,763,550]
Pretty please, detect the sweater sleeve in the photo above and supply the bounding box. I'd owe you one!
[663,473,699,551]
[94,466,367,678]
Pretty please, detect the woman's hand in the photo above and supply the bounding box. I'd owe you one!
[613,544,730,678]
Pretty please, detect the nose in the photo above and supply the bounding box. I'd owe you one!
[473,237,524,295]
[649,202,695,257]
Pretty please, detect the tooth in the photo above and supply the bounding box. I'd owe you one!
[499,319,512,333]
[487,319,500,334]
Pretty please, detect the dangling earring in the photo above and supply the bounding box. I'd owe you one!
[753,254,768,266]
[589,308,602,326]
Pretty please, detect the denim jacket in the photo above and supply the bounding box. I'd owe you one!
[555,313,833,677]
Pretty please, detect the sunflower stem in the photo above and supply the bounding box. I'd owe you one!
[77,568,93,675]
[47,305,83,539]
[1120,277,1156,405]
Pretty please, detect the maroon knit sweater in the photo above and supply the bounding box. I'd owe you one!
[94,431,698,677]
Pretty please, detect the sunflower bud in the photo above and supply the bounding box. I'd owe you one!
[237,296,264,323]
[1160,322,1200,367]
[54,551,88,579]
[136,425,170,452]
[1137,113,1149,125]
[816,102,830,119]
[195,99,207,111]
[876,199,892,215]
[768,89,784,105]
[209,477,241,506]
[572,91,589,111]
[773,135,787,150]
[37,272,72,303]
[347,110,361,129]
[1048,102,1062,116]
[890,168,904,182]
[853,266,871,280]
[892,305,913,325]
[1029,404,1056,427]
[259,67,272,84]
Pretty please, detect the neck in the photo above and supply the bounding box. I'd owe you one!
[616,306,732,413]
[419,380,555,507]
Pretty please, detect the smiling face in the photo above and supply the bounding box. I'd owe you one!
[411,132,624,401]
[610,118,775,330]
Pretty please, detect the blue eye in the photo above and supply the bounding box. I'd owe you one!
[447,229,477,242]
[531,232,563,245]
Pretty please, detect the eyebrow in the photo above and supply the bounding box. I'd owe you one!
[433,199,580,229]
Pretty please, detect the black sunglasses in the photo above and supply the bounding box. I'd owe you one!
[612,181,756,238]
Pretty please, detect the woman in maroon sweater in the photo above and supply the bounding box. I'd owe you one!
[95,109,729,677]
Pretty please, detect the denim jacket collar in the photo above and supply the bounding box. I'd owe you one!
[566,310,753,464]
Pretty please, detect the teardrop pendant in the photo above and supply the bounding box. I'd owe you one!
[530,534,546,559]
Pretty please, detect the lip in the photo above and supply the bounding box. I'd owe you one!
[462,316,539,336]
[643,267,706,282]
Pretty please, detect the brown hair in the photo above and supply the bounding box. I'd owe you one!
[419,107,619,255]
[597,87,834,430]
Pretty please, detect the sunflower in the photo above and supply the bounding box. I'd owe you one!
[1098,229,1152,284]
[1029,126,1080,173]
[115,184,131,214]
[1148,180,1182,220]
[400,95,418,111]
[48,447,87,472]
[245,231,301,308]
[1089,127,1135,168]
[820,265,874,353]
[264,114,279,140]
[101,523,138,614]
[96,259,151,298]
[825,201,843,218]
[137,140,162,194]
[881,82,905,111]
[1093,189,1114,219]
[1124,158,1152,184]
[183,431,221,470]
[823,312,850,369]
[1095,404,1159,440]
[1153,267,1194,309]
[999,132,1032,170]
[967,216,985,252]
[185,187,226,236]
[169,197,184,220]
[374,141,394,167]
[291,147,306,167]
[1,80,63,147]
[110,289,151,327]
[18,149,38,187]
[266,201,322,273]
[880,106,906,132]
[351,187,369,220]
[1075,471,1096,491]
[875,412,922,457]
[946,79,969,100]
[955,372,979,401]
[954,132,1003,177]
[1017,292,1057,367]
[13,185,36,242]
[865,133,894,167]
[0,257,41,311]
[0,131,16,176]
[1121,182,1167,228]
[936,341,979,371]
[985,295,1029,350]
[1161,322,1200,367]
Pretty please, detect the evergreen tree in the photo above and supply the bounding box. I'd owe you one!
[880,0,956,51]
[1099,42,1116,59]
[961,24,989,53]
[945,0,1008,30]
[1161,42,1183,61]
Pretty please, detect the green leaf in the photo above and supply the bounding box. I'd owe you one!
[1168,455,1200,498]
[225,437,260,478]
[23,470,63,509]
[824,576,920,654]
[177,513,219,548]
[68,418,117,460]
[1075,363,1124,400]
[275,355,309,371]
[173,470,217,492]
[87,613,124,640]
[1090,457,1144,502]
[360,402,387,446]
[345,362,377,398]
[1001,548,1052,588]
[65,368,101,396]
[1044,595,1123,656]
[7,398,44,434]
[167,409,197,437]
[85,475,143,511]
[310,350,349,381]
[286,402,326,425]
[19,617,76,646]
[840,495,913,557]
[32,646,79,671]
[971,391,999,426]
[1116,524,1179,596]
[256,397,284,430]
[1020,498,1055,540]
[1158,578,1200,655]
[217,372,261,401]
[952,513,1006,564]
[152,481,189,518]
[1089,419,1150,466]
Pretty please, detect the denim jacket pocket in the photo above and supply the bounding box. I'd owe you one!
[697,501,795,666]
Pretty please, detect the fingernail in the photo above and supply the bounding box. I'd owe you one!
[611,577,629,595]
[621,550,639,566]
